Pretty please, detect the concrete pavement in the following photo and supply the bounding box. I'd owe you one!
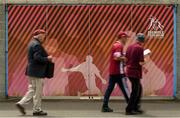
[0,99,180,118]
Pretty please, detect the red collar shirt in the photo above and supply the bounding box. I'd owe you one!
[109,41,125,75]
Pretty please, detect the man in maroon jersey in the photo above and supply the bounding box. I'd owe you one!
[125,33,148,115]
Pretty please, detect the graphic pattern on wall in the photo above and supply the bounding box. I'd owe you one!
[8,5,174,97]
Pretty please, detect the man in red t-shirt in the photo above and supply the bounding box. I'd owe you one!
[102,31,129,112]
[125,33,147,115]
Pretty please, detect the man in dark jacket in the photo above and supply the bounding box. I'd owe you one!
[16,29,52,116]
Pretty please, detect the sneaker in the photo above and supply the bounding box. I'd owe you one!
[33,111,48,116]
[15,103,26,115]
[101,106,113,112]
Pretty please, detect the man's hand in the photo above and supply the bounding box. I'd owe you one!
[121,56,127,62]
[144,55,150,62]
[47,55,53,61]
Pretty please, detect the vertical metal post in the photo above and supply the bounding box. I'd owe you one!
[5,4,8,97]
[173,4,177,98]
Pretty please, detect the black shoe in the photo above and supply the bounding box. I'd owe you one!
[16,103,26,115]
[101,106,113,112]
[134,109,144,114]
[126,110,139,115]
[33,111,48,116]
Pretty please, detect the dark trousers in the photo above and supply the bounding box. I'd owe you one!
[103,74,129,106]
[126,77,142,112]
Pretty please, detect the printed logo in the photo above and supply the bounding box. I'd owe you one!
[147,17,164,39]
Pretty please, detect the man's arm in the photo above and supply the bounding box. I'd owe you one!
[140,55,150,65]
[113,52,127,62]
[33,45,50,63]
[139,48,150,65]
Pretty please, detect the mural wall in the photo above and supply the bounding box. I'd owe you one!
[8,5,174,97]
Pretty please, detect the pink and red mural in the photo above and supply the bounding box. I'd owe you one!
[8,5,174,97]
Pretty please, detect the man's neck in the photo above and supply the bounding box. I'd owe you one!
[34,37,42,44]
[118,40,125,45]
[136,41,143,46]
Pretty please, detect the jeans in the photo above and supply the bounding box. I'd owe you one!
[103,74,129,106]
